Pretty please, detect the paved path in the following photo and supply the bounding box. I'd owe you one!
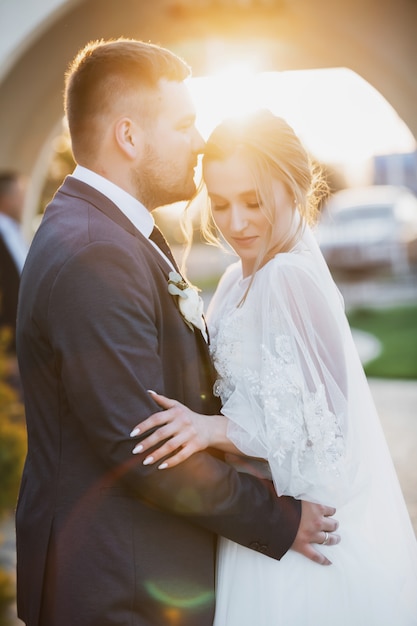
[370,378,417,532]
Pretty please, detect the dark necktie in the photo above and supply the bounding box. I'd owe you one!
[150,225,209,343]
[149,225,179,271]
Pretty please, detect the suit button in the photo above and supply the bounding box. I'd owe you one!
[249,541,261,551]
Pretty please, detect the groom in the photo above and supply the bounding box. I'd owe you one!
[16,39,339,626]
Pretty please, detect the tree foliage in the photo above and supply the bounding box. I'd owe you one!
[0,332,26,624]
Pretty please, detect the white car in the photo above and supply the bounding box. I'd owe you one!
[316,185,417,274]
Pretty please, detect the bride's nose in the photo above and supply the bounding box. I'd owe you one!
[229,206,248,232]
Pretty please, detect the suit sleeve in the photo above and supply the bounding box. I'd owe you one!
[48,241,301,560]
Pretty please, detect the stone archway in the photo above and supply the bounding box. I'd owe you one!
[1,0,416,223]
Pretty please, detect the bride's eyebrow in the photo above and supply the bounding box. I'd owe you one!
[239,190,258,200]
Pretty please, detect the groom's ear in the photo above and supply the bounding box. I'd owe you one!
[114,117,142,160]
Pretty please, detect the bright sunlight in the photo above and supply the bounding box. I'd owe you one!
[188,66,416,167]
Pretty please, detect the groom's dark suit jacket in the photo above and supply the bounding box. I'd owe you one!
[16,177,301,626]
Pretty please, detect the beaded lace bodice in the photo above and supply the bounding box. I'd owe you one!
[207,247,350,503]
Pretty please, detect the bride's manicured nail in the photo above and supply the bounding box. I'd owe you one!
[147,389,157,395]
[158,462,168,470]
[130,427,140,437]
[143,456,153,465]
[132,444,143,454]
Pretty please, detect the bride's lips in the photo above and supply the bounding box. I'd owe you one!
[232,236,258,247]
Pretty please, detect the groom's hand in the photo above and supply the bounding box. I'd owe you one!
[291,501,340,565]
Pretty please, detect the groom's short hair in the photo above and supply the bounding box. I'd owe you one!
[64,38,191,162]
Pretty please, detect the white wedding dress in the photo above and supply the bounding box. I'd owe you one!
[207,226,417,626]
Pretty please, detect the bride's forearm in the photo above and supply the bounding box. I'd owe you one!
[207,414,242,455]
[130,392,243,469]
[207,415,271,479]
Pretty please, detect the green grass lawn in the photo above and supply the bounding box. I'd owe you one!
[347,303,417,379]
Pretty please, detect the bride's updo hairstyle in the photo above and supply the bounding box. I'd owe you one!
[200,110,327,274]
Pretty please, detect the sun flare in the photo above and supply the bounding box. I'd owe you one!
[188,61,264,138]
[188,67,416,165]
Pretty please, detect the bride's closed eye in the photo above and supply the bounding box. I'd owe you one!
[209,198,261,211]
[210,199,229,211]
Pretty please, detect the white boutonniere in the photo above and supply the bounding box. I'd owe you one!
[168,271,208,342]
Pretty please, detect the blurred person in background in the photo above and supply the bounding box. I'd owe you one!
[0,171,28,352]
[0,171,28,392]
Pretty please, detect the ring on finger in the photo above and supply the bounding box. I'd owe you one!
[321,531,330,545]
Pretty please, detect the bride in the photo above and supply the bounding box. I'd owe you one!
[131,110,417,625]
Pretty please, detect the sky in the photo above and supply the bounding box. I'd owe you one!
[187,66,416,169]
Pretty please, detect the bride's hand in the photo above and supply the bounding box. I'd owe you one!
[130,391,212,469]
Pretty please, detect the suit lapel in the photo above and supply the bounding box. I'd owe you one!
[58,176,173,273]
[58,177,211,345]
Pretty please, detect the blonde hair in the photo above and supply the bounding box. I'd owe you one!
[198,110,327,280]
[65,38,190,162]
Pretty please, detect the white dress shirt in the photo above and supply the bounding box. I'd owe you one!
[71,165,175,269]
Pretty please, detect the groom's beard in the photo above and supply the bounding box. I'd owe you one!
[132,143,197,211]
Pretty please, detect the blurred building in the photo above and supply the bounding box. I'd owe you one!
[373,151,417,196]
